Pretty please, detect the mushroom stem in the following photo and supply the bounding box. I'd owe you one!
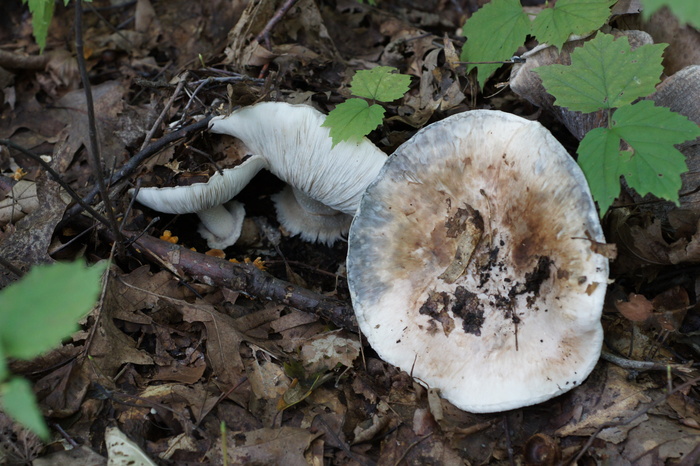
[272,185,352,245]
[196,201,245,249]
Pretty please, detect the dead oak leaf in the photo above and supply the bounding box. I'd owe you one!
[207,427,322,466]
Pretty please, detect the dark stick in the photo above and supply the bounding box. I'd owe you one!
[64,116,213,219]
[0,139,110,226]
[126,232,358,332]
[255,0,299,45]
[74,0,122,241]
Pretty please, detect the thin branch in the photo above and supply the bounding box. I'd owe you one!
[74,0,122,241]
[0,49,48,70]
[0,139,110,226]
[64,116,213,219]
[140,75,187,151]
[121,231,358,331]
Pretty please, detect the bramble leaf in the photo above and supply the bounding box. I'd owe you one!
[531,0,616,50]
[322,98,385,146]
[351,66,411,102]
[578,101,700,214]
[22,0,55,52]
[611,101,698,200]
[0,261,107,360]
[640,0,700,28]
[461,0,530,89]
[534,33,666,112]
[577,126,626,214]
[1,377,49,440]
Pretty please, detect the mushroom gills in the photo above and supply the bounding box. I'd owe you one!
[272,185,352,245]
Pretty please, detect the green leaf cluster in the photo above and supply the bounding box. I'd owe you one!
[461,0,616,88]
[640,0,700,28]
[0,261,106,439]
[322,66,411,146]
[535,33,700,214]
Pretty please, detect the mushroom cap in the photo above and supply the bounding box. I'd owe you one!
[133,155,267,214]
[347,110,609,413]
[209,102,387,215]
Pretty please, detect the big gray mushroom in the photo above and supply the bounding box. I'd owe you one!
[209,102,387,245]
[347,110,609,413]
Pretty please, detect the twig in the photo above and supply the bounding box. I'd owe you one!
[255,0,299,45]
[140,75,187,151]
[64,116,213,220]
[0,49,48,70]
[74,0,122,242]
[601,350,693,374]
[0,255,24,277]
[571,374,700,464]
[0,139,110,226]
[122,231,358,331]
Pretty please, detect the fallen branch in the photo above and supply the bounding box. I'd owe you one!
[126,231,358,332]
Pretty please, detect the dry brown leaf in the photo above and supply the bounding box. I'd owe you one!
[622,414,700,464]
[207,427,322,465]
[556,364,653,442]
[616,293,655,322]
[299,330,360,373]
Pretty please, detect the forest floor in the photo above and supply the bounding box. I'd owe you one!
[1,0,700,464]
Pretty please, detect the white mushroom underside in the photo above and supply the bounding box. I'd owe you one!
[209,102,387,215]
[347,110,609,413]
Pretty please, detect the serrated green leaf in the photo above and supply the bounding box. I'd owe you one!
[578,101,700,214]
[1,377,49,440]
[350,66,411,102]
[531,0,616,50]
[578,126,627,214]
[612,101,698,200]
[461,0,531,89]
[0,261,107,360]
[22,0,55,53]
[640,0,700,28]
[321,98,385,146]
[534,33,666,112]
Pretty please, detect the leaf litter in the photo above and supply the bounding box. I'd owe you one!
[0,0,700,464]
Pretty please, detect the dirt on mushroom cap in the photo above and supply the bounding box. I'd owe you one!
[347,110,609,413]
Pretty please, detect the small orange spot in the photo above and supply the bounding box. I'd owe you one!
[12,167,28,181]
[206,249,226,258]
[159,230,178,244]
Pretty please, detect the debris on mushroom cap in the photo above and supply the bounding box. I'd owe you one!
[272,185,353,245]
[347,110,609,413]
[208,102,387,216]
[133,155,267,249]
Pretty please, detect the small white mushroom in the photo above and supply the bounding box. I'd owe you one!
[209,102,387,244]
[347,110,609,413]
[133,155,266,249]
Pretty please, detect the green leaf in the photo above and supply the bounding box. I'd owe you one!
[322,98,385,146]
[461,0,531,88]
[640,0,700,28]
[578,101,700,214]
[534,33,666,112]
[0,345,7,382]
[1,377,49,440]
[0,261,107,360]
[22,0,55,53]
[350,66,411,102]
[612,101,698,200]
[578,126,628,214]
[531,0,616,50]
